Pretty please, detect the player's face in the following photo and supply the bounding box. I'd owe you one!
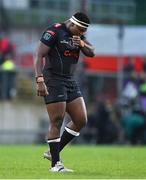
[71,24,87,36]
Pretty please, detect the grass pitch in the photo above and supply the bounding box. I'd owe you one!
[0,144,146,179]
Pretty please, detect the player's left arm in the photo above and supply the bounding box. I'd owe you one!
[80,39,95,57]
[72,36,95,57]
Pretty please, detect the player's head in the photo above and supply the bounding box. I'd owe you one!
[69,12,90,36]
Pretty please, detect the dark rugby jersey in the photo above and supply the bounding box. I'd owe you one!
[40,23,85,80]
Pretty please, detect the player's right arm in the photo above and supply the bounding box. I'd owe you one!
[34,27,57,96]
[35,41,50,77]
[34,41,50,96]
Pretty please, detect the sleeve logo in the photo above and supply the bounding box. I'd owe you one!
[43,32,52,40]
[47,30,55,35]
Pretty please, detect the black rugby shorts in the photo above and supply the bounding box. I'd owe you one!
[44,79,82,104]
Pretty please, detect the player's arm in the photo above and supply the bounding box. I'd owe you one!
[34,41,50,96]
[72,36,95,57]
[34,41,50,77]
[80,39,95,57]
[34,28,57,96]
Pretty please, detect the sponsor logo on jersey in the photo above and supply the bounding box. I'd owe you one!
[60,40,69,44]
[64,50,79,58]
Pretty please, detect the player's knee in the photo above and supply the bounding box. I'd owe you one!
[50,114,64,128]
[52,112,64,121]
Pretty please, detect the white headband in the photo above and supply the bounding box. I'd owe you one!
[70,15,89,28]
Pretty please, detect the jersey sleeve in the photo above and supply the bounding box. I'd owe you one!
[40,28,57,47]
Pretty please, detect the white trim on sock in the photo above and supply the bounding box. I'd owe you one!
[65,127,80,136]
[47,137,61,143]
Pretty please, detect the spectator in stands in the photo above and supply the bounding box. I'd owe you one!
[141,56,146,73]
[138,72,146,111]
[121,105,146,144]
[122,56,139,107]
[123,56,135,76]
[122,71,139,107]
[0,53,16,100]
[0,32,16,100]
[0,32,14,65]
[90,95,120,144]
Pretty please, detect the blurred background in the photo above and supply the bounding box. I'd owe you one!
[0,0,146,145]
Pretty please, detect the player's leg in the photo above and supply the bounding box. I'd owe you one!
[46,102,66,168]
[67,97,87,131]
[45,102,74,172]
[43,79,68,168]
[59,97,87,152]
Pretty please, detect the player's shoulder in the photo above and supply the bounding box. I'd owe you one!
[47,23,64,32]
[40,23,65,45]
[53,23,63,28]
[43,23,64,37]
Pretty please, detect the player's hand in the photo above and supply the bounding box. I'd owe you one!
[72,36,81,47]
[36,82,49,96]
[72,36,85,48]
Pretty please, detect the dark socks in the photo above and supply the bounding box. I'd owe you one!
[47,128,80,167]
[47,138,60,167]
[59,127,80,152]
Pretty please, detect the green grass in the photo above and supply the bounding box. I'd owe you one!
[0,145,146,179]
